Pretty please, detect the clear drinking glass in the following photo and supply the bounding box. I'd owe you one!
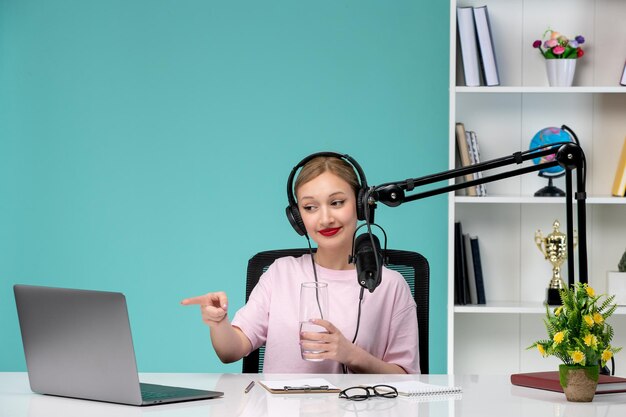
[299,281,329,361]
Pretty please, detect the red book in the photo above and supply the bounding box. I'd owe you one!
[511,371,626,394]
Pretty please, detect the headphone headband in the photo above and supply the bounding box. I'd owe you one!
[286,152,368,205]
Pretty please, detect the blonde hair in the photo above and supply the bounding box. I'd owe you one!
[294,156,360,198]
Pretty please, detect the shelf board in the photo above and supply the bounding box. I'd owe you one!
[454,301,626,315]
[455,195,626,205]
[456,86,626,94]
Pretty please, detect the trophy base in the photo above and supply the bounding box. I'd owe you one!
[546,288,562,306]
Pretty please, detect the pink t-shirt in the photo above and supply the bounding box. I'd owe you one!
[231,254,420,374]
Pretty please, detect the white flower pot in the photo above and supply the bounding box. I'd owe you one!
[545,59,577,87]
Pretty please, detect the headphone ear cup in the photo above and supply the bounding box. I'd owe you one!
[356,187,367,221]
[286,205,307,236]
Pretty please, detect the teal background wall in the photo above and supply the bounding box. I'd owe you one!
[0,1,449,373]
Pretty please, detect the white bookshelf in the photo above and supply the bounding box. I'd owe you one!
[448,0,626,375]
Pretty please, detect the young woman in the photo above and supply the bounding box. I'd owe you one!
[182,154,419,374]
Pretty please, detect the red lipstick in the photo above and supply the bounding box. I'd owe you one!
[319,227,341,237]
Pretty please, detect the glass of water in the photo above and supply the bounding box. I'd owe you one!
[299,281,329,361]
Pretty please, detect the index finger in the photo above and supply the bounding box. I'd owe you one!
[180,292,228,308]
[180,295,211,305]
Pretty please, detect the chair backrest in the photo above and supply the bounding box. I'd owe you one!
[242,248,430,374]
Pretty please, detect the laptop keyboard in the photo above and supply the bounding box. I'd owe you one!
[140,383,210,401]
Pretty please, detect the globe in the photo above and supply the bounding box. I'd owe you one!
[530,126,573,175]
[529,126,576,197]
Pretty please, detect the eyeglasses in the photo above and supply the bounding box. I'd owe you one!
[338,385,398,401]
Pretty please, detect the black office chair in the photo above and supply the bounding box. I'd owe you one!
[242,248,429,374]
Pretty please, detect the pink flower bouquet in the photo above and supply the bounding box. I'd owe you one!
[533,29,585,59]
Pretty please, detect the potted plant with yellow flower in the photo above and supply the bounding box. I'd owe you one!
[529,282,621,402]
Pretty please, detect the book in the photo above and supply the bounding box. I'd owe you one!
[454,222,467,305]
[621,61,626,86]
[455,122,477,196]
[465,131,479,197]
[611,136,626,196]
[465,130,487,196]
[469,131,487,196]
[259,378,340,394]
[456,7,481,87]
[473,5,500,86]
[464,233,478,304]
[368,380,462,397]
[511,371,626,394]
[470,236,486,305]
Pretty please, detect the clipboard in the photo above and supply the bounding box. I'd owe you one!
[259,378,340,394]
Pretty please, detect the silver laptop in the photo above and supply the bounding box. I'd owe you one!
[13,284,223,406]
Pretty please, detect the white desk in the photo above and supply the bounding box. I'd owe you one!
[2,372,626,417]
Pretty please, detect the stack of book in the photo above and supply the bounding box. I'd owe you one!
[457,5,500,87]
[454,221,486,305]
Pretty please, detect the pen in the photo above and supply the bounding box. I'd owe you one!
[244,380,255,394]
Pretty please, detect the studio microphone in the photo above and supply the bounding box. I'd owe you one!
[353,233,384,293]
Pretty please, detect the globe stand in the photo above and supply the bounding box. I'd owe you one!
[534,176,565,197]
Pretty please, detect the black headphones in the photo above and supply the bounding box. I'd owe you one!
[285,152,373,236]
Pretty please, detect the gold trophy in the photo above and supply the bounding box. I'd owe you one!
[535,220,577,305]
